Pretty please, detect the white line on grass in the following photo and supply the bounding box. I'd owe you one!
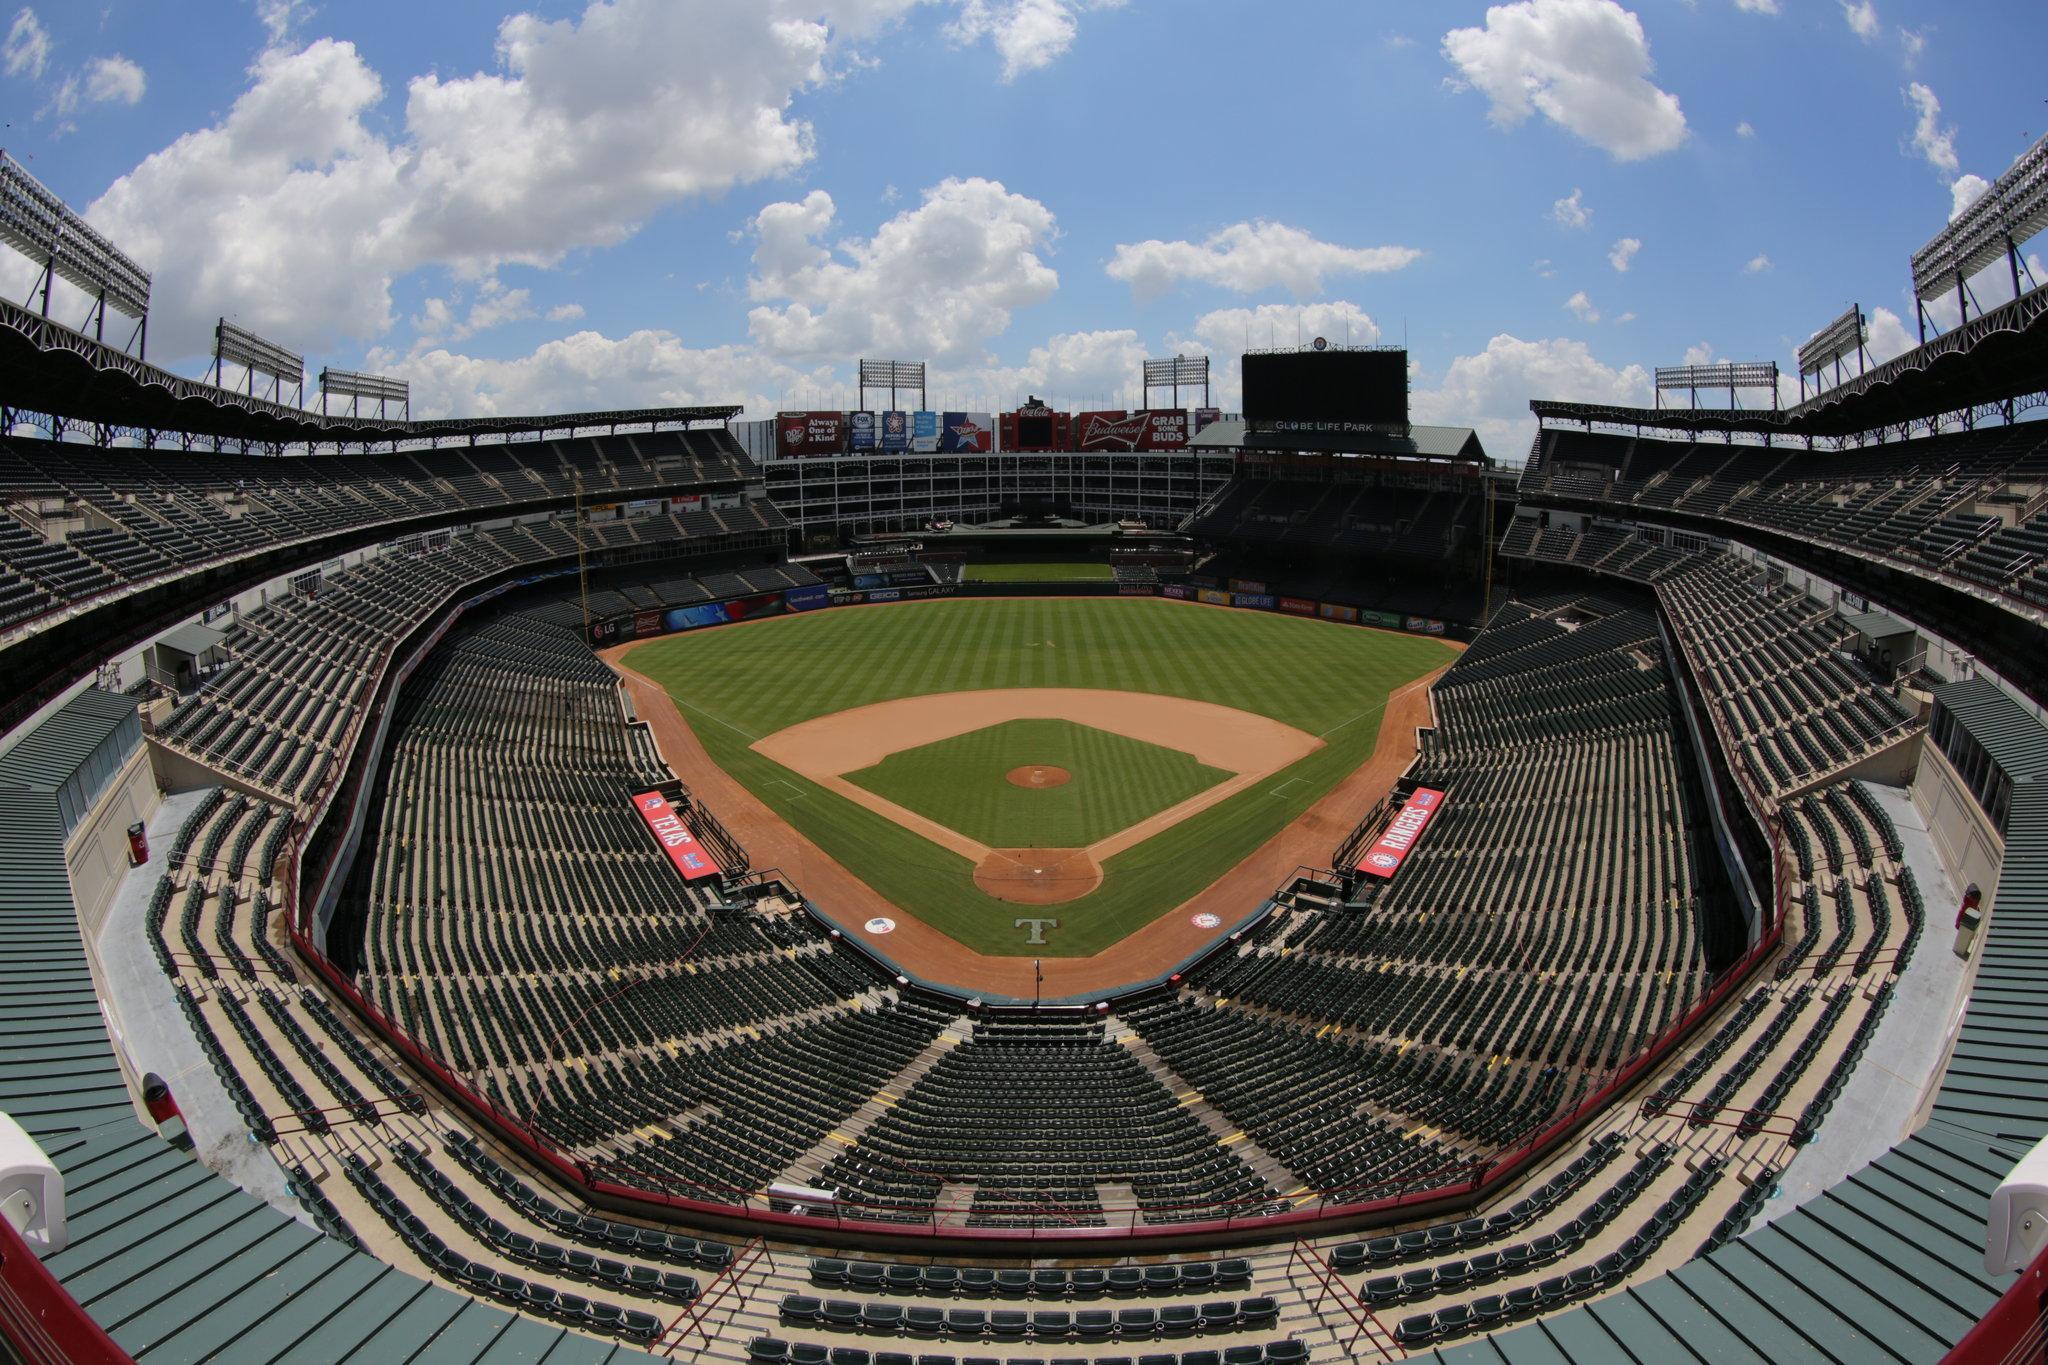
[1317,672,1432,741]
[671,698,763,744]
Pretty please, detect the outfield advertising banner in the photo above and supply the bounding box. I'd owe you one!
[867,588,902,603]
[634,610,664,637]
[1140,408,1190,449]
[1074,409,1138,451]
[1358,788,1446,879]
[1199,589,1232,606]
[1236,592,1276,610]
[1320,603,1359,623]
[1361,609,1404,629]
[1406,616,1447,635]
[1161,584,1193,600]
[1279,597,1316,615]
[881,410,910,451]
[911,410,940,452]
[631,791,721,881]
[785,585,830,612]
[660,592,784,635]
[1229,578,1269,594]
[778,411,846,457]
[1193,407,1223,434]
[850,410,878,451]
[939,412,994,453]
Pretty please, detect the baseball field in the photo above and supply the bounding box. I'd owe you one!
[625,598,1454,956]
[961,562,1114,583]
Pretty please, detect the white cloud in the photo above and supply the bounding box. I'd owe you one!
[83,54,144,104]
[1534,258,1558,278]
[1565,290,1601,323]
[1551,188,1591,230]
[945,328,1150,410]
[3,7,49,80]
[85,1,927,358]
[1608,236,1641,272]
[1442,0,1687,161]
[1106,220,1421,303]
[745,177,1060,363]
[1614,311,1636,323]
[1682,341,1715,366]
[1841,1,1880,40]
[1897,26,1926,61]
[546,302,586,322]
[1949,172,1990,222]
[1411,333,1651,460]
[371,327,823,422]
[1743,253,1772,274]
[1733,0,1778,13]
[946,0,1122,82]
[1865,305,1915,364]
[1736,120,1755,138]
[1905,81,1958,174]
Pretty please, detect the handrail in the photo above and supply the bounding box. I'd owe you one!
[661,1235,770,1357]
[1289,1240,1398,1359]
[0,1192,132,1364]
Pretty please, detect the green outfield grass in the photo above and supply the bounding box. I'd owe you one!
[962,562,1114,583]
[846,718,1231,850]
[627,599,1454,956]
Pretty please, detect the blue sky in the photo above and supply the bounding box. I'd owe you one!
[1,0,2041,456]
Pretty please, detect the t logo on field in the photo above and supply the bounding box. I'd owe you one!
[1014,917,1059,945]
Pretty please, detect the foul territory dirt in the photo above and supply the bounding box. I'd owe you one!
[600,639,1454,1001]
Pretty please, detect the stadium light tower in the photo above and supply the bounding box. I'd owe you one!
[319,367,410,421]
[0,150,152,357]
[1142,355,1210,409]
[1796,306,1868,402]
[1910,131,2048,341]
[209,319,305,407]
[858,359,927,411]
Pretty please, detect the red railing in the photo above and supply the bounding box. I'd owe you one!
[0,1201,132,1365]
[1942,1239,2048,1365]
[1290,1240,1399,1359]
[659,1236,771,1356]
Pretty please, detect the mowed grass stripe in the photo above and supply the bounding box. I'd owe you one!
[630,600,1454,956]
[963,563,1114,583]
[845,718,1230,850]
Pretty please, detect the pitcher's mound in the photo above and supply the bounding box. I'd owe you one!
[974,847,1101,904]
[1005,765,1072,789]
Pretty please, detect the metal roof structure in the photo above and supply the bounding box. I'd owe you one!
[1532,279,2048,441]
[0,686,136,789]
[1934,677,2048,782]
[0,295,739,449]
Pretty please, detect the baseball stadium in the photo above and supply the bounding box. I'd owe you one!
[2,7,2047,1364]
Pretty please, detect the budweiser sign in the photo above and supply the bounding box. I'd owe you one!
[1357,787,1445,879]
[1077,410,1149,450]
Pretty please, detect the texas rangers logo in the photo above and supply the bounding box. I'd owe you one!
[1367,852,1399,871]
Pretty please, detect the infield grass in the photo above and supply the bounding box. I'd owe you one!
[845,718,1231,850]
[627,598,1453,956]
[963,562,1113,583]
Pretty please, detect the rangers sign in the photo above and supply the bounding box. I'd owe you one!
[1357,787,1446,879]
[631,790,721,881]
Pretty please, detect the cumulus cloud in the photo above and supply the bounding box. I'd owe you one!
[1841,1,1880,40]
[1106,220,1421,303]
[946,0,1123,81]
[1865,305,1916,365]
[3,7,49,80]
[546,302,585,322]
[945,328,1150,410]
[371,327,826,421]
[83,0,945,358]
[1411,333,1652,461]
[1565,290,1601,322]
[1905,81,1958,174]
[1608,236,1641,272]
[1736,120,1755,138]
[84,54,144,104]
[1442,0,1687,161]
[745,178,1060,363]
[1949,172,1990,221]
[1734,0,1778,13]
[1743,253,1771,274]
[1551,188,1591,230]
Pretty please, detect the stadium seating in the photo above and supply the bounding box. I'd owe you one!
[0,430,763,633]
